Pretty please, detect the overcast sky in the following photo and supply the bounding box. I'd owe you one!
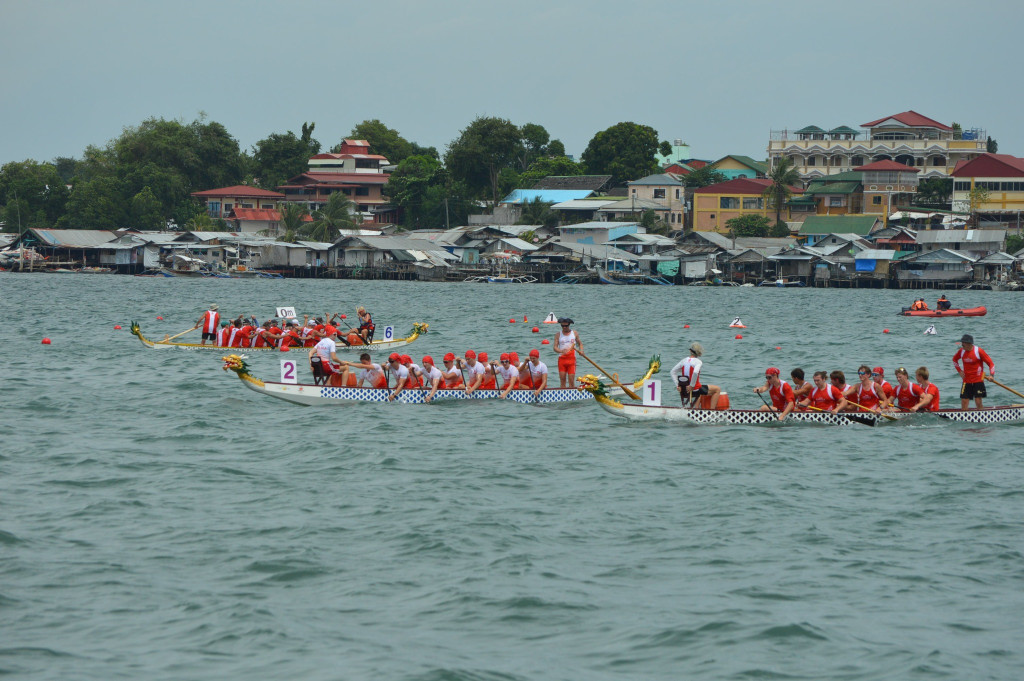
[2,0,1020,167]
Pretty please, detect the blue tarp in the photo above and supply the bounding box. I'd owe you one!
[855,259,876,272]
[500,189,594,205]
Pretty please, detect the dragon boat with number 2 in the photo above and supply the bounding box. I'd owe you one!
[221,355,660,406]
[577,375,1024,427]
[131,322,428,352]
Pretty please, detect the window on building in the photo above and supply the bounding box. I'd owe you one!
[207,201,220,217]
[829,197,844,207]
[653,188,666,199]
[806,157,816,166]
[851,156,864,166]
[742,197,763,210]
[356,187,370,196]
[954,181,970,192]
[240,203,253,209]
[720,197,739,209]
[675,188,680,199]
[872,196,882,205]
[931,156,946,166]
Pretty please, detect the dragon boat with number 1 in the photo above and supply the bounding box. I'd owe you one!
[130,322,428,352]
[577,375,1024,427]
[221,355,660,406]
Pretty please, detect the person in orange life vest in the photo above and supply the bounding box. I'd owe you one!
[338,352,387,389]
[215,321,231,347]
[891,367,931,412]
[386,352,409,402]
[798,370,848,414]
[519,349,549,394]
[493,353,520,399]
[790,368,813,407]
[421,356,445,403]
[849,364,888,412]
[458,350,485,394]
[195,304,220,345]
[670,342,721,409]
[401,355,423,388]
[936,294,951,311]
[953,333,995,409]
[554,318,582,389]
[915,366,940,411]
[871,367,895,402]
[477,352,497,390]
[754,367,795,420]
[440,352,464,388]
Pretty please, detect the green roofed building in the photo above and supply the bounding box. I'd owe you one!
[797,215,882,245]
[711,155,769,180]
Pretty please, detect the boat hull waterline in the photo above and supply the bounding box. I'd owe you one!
[898,306,987,317]
[131,322,428,353]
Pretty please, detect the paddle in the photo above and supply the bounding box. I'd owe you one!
[844,398,898,421]
[985,374,1024,400]
[755,389,776,413]
[805,404,875,427]
[577,349,641,400]
[163,326,197,342]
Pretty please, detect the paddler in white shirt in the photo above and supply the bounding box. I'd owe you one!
[440,353,465,388]
[518,349,549,396]
[339,352,387,389]
[309,330,342,383]
[493,353,520,399]
[458,350,486,394]
[421,355,445,403]
[386,352,409,402]
[400,354,423,388]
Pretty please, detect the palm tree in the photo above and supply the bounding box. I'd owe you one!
[763,156,801,228]
[301,191,356,242]
[276,202,309,242]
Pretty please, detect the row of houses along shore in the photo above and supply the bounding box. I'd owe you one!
[3,110,1024,289]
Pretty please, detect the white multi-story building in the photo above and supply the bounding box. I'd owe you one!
[768,110,988,181]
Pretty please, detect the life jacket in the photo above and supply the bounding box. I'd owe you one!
[893,382,923,410]
[809,384,841,411]
[768,381,794,410]
[855,383,882,411]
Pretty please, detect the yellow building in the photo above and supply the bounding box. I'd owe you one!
[692,178,802,232]
[951,153,1024,217]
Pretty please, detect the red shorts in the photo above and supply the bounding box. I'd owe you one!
[558,353,576,374]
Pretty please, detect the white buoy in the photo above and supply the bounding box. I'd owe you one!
[729,317,746,329]
[543,312,558,324]
[923,324,937,335]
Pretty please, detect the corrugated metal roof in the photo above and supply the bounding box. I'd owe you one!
[916,229,1006,243]
[804,182,860,195]
[31,229,118,247]
[551,199,619,210]
[500,189,594,204]
[598,198,670,211]
[855,249,900,260]
[799,216,880,235]
[628,173,682,186]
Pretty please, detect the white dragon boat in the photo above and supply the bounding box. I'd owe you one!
[221,355,660,406]
[577,375,1024,427]
[131,322,428,353]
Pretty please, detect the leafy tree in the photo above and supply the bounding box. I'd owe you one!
[384,155,444,229]
[580,122,660,185]
[546,139,566,157]
[303,191,355,242]
[967,185,989,226]
[951,121,962,140]
[343,119,436,164]
[130,186,164,230]
[517,122,550,170]
[58,176,128,229]
[659,141,673,158]
[726,214,772,237]
[683,165,727,188]
[1005,233,1024,254]
[516,198,557,229]
[275,202,309,242]
[763,156,801,227]
[771,220,792,237]
[186,211,217,232]
[516,156,584,189]
[987,138,998,153]
[445,116,523,204]
[251,122,321,189]
[0,160,69,230]
[915,178,952,208]
[52,156,80,184]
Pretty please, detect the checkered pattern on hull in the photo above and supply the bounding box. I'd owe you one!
[263,383,591,405]
[602,403,1024,426]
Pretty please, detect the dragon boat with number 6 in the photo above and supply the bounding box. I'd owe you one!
[577,375,1024,427]
[130,322,428,352]
[221,355,660,406]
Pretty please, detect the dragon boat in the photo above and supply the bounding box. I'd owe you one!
[221,355,660,406]
[577,375,1024,427]
[898,306,986,317]
[130,322,428,352]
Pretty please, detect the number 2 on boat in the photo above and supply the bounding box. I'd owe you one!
[281,360,297,384]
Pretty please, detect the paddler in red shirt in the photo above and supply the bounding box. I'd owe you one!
[953,333,995,409]
[754,367,795,421]
[798,370,848,414]
[195,304,220,345]
[891,367,925,412]
[916,366,940,411]
[871,367,895,402]
[848,365,889,412]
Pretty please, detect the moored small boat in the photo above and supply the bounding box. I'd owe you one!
[131,322,428,352]
[898,306,987,317]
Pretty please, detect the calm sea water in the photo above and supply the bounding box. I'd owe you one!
[2,273,1023,681]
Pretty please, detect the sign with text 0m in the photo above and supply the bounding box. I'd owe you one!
[280,358,298,384]
[276,306,296,319]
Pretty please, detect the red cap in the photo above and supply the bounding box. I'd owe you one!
[510,352,519,363]
[422,355,434,366]
[765,367,780,376]
[401,354,412,364]
[872,367,884,376]
[388,352,400,362]
[443,352,455,362]
[529,349,540,358]
[500,353,510,361]
[465,350,476,359]
[478,352,489,362]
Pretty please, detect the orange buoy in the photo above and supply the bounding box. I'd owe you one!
[683,324,690,328]
[509,319,516,323]
[523,315,528,322]
[775,346,781,350]
[114,325,122,330]
[541,339,550,345]
[883,329,890,334]
[42,338,51,345]
[735,334,743,339]
[156,316,163,320]
[340,314,347,319]
[532,326,539,333]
